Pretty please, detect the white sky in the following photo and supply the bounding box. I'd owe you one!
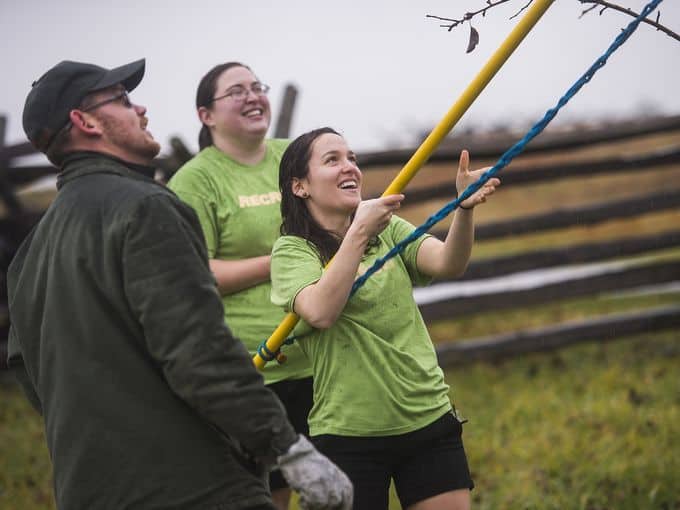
[1,0,678,156]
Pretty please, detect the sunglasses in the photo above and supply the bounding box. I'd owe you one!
[81,91,133,112]
[48,91,135,150]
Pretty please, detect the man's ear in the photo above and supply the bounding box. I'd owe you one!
[292,178,309,198]
[68,110,102,136]
[197,106,214,127]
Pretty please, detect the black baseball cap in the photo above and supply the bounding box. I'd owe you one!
[22,58,146,152]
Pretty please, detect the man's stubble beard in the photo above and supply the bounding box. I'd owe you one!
[99,114,161,163]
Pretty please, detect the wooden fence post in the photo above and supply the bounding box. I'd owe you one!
[0,116,24,215]
[273,84,298,139]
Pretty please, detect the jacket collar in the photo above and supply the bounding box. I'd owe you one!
[57,152,158,190]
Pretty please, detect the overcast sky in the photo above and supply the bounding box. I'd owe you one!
[1,0,678,157]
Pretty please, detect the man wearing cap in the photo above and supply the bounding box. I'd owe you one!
[6,59,352,510]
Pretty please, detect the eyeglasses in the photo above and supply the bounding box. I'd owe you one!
[210,82,270,103]
[81,91,133,112]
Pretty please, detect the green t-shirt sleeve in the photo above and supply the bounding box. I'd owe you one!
[389,216,433,287]
[270,236,324,313]
[167,168,220,257]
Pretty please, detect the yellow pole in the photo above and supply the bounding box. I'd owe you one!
[254,0,555,370]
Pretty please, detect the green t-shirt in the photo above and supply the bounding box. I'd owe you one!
[271,216,452,436]
[168,141,312,384]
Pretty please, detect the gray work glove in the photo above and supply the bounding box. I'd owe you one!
[277,435,353,510]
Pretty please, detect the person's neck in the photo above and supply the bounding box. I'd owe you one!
[212,135,267,166]
[109,150,153,167]
[62,151,156,179]
[310,208,352,238]
[68,141,154,167]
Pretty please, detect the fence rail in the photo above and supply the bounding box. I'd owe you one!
[384,147,680,203]
[418,260,680,321]
[357,114,680,166]
[459,230,680,281]
[432,189,680,241]
[435,305,680,366]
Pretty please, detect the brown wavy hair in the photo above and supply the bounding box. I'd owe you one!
[279,127,346,264]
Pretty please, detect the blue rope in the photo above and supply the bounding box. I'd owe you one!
[261,0,662,357]
[258,328,299,365]
[350,0,663,297]
[256,341,279,362]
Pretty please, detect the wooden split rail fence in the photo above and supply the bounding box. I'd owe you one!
[1,114,679,369]
[358,118,680,365]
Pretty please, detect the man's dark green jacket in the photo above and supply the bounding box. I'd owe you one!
[7,152,297,509]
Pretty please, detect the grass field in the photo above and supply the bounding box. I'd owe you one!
[2,296,678,509]
[448,330,679,510]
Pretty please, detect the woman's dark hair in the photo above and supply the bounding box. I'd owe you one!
[279,127,345,264]
[195,62,250,150]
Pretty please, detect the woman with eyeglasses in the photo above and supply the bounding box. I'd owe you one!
[167,63,313,510]
[270,127,500,510]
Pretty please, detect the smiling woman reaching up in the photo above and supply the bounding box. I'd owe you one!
[270,127,500,510]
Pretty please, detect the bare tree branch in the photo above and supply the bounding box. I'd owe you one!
[429,0,679,48]
[580,1,680,42]
[426,0,513,32]
[509,0,534,20]
[579,4,600,17]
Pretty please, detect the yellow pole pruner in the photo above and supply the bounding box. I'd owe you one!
[254,0,556,370]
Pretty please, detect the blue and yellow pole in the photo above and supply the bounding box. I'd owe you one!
[254,0,555,370]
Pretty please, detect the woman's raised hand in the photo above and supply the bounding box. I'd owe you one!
[456,150,500,210]
[350,194,405,240]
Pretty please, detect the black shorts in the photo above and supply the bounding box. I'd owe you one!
[267,376,313,491]
[312,411,473,510]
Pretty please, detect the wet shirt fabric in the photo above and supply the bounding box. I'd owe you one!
[271,216,453,437]
[6,152,297,510]
[168,141,312,384]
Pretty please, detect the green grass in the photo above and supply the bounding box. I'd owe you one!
[0,380,53,510]
[427,286,680,343]
[451,332,679,510]
[3,328,678,510]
